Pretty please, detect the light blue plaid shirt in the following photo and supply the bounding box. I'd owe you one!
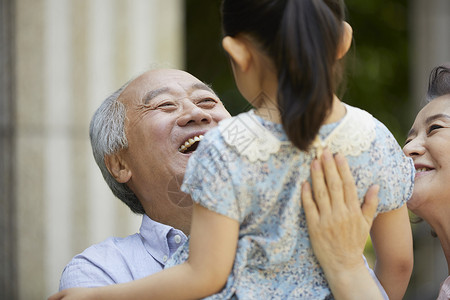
[59,215,187,290]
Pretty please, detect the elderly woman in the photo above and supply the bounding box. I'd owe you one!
[403,64,450,298]
[302,63,450,299]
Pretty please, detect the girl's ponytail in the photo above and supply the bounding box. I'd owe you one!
[276,0,345,151]
[221,0,346,151]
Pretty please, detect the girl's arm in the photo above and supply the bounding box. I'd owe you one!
[302,149,384,300]
[370,205,413,300]
[49,203,240,300]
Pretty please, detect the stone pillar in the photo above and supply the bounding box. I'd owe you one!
[411,0,450,108]
[0,0,17,299]
[13,0,184,298]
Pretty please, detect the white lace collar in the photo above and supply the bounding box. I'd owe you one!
[219,110,281,162]
[313,104,376,157]
[219,105,375,162]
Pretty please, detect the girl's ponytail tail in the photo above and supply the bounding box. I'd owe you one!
[277,0,344,151]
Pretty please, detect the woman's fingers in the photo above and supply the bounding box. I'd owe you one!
[310,158,331,215]
[320,149,345,209]
[301,181,319,225]
[333,153,358,208]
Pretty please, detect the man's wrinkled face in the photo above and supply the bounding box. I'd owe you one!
[116,69,230,229]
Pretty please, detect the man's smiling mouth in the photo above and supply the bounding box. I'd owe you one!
[178,135,204,153]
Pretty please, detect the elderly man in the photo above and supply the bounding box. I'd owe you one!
[59,69,231,289]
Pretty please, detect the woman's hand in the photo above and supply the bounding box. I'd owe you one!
[302,149,383,300]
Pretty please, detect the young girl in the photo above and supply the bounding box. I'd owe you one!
[51,0,414,299]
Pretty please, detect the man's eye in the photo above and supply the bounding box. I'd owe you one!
[198,98,217,106]
[157,102,176,108]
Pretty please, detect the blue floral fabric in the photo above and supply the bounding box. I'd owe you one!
[168,105,414,299]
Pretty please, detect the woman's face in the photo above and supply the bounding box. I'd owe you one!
[403,95,450,216]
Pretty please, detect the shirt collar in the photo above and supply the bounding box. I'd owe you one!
[139,215,187,266]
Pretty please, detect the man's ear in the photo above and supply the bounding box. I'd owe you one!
[222,36,252,72]
[104,153,131,183]
[337,21,353,60]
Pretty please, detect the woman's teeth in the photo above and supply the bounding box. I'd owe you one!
[179,135,204,153]
[416,168,430,172]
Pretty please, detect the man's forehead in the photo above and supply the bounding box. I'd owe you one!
[142,69,205,89]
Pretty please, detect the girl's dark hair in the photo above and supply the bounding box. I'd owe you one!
[221,0,346,151]
[427,63,450,102]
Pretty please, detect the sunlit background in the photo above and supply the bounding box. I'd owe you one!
[1,0,449,299]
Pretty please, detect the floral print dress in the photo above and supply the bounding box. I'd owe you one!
[167,104,415,299]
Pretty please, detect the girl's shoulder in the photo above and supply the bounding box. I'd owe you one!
[342,104,399,140]
[321,104,377,157]
[322,103,403,157]
[218,110,281,162]
[190,111,280,166]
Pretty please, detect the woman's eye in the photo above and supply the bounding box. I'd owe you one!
[428,124,443,134]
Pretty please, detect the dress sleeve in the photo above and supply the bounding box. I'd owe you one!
[181,128,241,222]
[371,120,415,213]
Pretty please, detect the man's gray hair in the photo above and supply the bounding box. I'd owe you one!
[89,82,145,214]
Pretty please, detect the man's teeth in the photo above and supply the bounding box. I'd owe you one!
[416,168,430,172]
[179,135,204,152]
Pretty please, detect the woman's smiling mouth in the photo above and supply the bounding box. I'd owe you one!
[416,167,432,173]
[414,166,435,179]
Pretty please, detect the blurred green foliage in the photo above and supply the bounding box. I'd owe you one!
[345,0,411,142]
[185,0,252,114]
[185,0,411,142]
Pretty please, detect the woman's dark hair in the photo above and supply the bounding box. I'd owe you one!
[221,0,346,151]
[427,63,450,101]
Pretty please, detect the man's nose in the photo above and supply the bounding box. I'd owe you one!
[177,102,212,126]
[403,136,426,158]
